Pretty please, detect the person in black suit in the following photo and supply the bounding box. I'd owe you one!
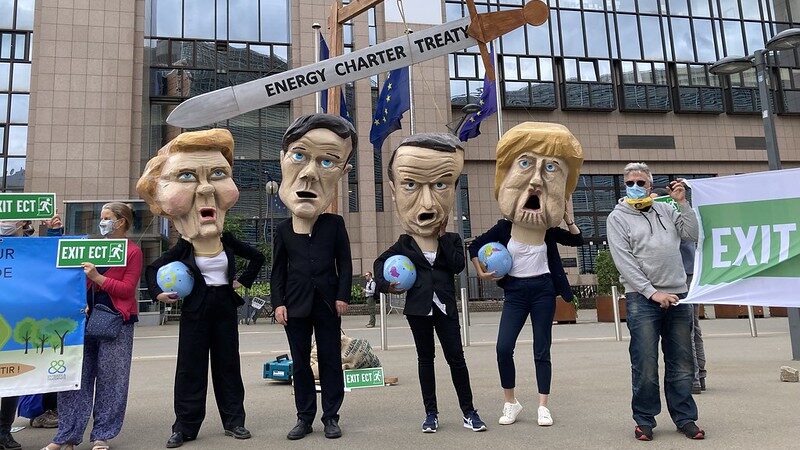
[271,114,355,440]
[374,134,486,434]
[137,129,265,448]
[467,122,583,428]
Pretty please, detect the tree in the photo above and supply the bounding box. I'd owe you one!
[595,249,623,295]
[0,314,11,351]
[46,318,79,355]
[34,319,51,354]
[13,318,39,354]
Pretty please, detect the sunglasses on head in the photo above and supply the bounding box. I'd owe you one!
[625,180,647,187]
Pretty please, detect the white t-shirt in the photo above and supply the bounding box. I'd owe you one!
[195,251,229,286]
[423,251,448,316]
[507,238,549,278]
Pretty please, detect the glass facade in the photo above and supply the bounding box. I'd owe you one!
[0,0,33,192]
[146,0,292,242]
[446,0,800,114]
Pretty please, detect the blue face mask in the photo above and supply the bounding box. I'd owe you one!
[626,185,648,200]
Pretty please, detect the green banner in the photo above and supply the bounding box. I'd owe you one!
[0,193,56,221]
[698,197,800,285]
[653,195,679,211]
[343,367,384,389]
[56,239,128,268]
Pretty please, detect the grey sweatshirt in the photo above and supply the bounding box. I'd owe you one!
[606,199,699,299]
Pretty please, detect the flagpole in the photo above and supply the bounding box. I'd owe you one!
[493,39,503,138]
[313,23,322,113]
[406,28,415,135]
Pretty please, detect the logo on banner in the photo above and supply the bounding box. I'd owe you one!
[47,359,67,381]
[699,197,800,286]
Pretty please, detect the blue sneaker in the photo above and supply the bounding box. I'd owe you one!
[463,410,487,432]
[422,413,438,433]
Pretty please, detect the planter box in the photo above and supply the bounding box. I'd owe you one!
[137,311,160,327]
[769,307,788,317]
[714,305,765,318]
[596,295,626,322]
[554,297,577,324]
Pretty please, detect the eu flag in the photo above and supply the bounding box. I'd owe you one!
[369,66,410,151]
[319,34,352,123]
[458,48,498,142]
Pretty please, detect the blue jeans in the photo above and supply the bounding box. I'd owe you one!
[626,292,698,428]
[497,275,556,394]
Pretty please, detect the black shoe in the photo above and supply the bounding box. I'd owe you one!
[224,426,252,439]
[677,421,705,440]
[166,431,195,448]
[287,420,313,440]
[323,418,342,439]
[0,433,21,450]
[634,425,653,441]
[700,378,706,391]
[691,384,702,395]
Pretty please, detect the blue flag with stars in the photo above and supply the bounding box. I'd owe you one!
[370,66,410,151]
[459,48,498,142]
[319,34,352,123]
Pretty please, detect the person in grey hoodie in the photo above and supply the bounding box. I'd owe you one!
[606,163,705,442]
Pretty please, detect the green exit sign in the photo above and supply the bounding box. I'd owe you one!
[343,367,384,390]
[0,193,56,221]
[57,239,128,268]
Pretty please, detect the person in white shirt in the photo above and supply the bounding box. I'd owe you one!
[364,272,377,327]
[469,123,584,428]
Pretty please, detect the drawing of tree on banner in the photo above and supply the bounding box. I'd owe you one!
[46,319,78,355]
[13,318,38,354]
[0,315,10,350]
[33,319,51,354]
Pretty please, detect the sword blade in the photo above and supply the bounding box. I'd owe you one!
[167,17,476,128]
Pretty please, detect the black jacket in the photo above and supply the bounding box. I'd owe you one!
[374,233,465,318]
[270,213,353,318]
[145,232,265,313]
[467,219,583,301]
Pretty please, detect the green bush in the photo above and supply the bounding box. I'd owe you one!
[595,249,623,295]
[237,282,270,298]
[350,284,365,304]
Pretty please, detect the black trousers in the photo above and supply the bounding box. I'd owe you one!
[173,286,245,437]
[285,296,344,424]
[0,397,18,434]
[406,307,475,415]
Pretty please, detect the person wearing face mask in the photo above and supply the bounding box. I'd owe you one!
[42,203,142,450]
[606,163,704,441]
[0,216,63,450]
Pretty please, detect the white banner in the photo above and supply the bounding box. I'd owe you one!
[683,168,800,307]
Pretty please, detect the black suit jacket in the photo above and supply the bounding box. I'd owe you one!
[467,219,583,301]
[270,213,353,318]
[374,232,465,318]
[145,232,265,313]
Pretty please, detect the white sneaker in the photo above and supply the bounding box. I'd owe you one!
[498,400,523,425]
[537,406,553,426]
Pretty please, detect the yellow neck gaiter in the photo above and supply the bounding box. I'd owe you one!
[625,196,653,210]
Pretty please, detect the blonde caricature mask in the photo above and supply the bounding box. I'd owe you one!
[495,122,584,232]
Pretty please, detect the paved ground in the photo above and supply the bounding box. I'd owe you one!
[12,311,800,449]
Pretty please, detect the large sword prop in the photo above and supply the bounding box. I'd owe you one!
[166,0,548,128]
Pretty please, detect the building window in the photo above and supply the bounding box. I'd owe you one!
[723,67,777,114]
[561,58,615,110]
[618,60,671,112]
[1,0,33,192]
[778,67,800,114]
[672,63,724,113]
[152,0,291,43]
[502,55,556,109]
[146,1,292,240]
